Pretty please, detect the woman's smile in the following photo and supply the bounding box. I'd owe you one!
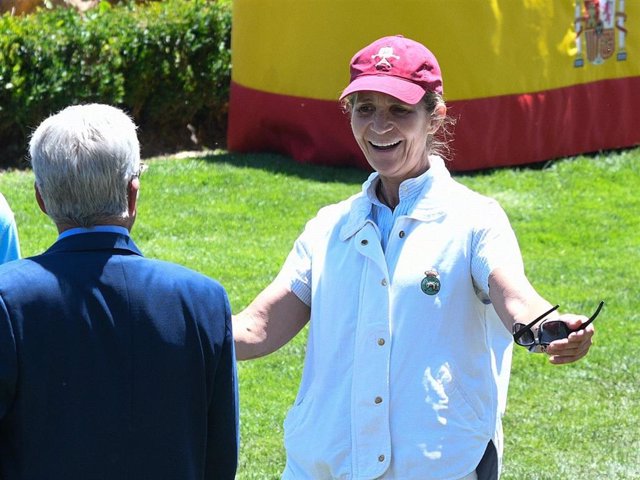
[369,139,402,150]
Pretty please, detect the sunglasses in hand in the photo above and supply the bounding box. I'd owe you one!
[513,301,604,349]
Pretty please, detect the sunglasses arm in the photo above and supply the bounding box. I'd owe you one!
[570,300,605,332]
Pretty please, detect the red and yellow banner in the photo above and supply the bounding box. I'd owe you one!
[228,0,639,171]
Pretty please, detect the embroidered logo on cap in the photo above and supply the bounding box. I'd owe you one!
[372,47,400,71]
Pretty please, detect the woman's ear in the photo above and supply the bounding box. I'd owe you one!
[428,104,447,134]
[434,103,447,119]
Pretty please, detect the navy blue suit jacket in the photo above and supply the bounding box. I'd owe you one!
[0,232,238,479]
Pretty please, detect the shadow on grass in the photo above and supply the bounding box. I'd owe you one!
[175,150,370,184]
[194,148,566,182]
[187,148,605,183]
[453,145,637,179]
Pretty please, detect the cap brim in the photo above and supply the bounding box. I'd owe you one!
[339,75,426,105]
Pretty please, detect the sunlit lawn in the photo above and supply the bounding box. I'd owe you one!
[2,147,638,479]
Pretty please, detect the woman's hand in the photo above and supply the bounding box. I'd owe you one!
[545,314,595,364]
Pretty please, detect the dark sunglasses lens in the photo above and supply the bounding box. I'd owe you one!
[539,321,571,345]
[513,323,535,346]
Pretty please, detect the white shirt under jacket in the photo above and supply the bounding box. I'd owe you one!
[278,156,522,480]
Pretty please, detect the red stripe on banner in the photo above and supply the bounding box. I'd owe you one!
[450,76,640,171]
[228,77,640,172]
[227,83,368,169]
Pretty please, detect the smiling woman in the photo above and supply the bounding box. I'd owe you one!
[346,93,433,208]
[232,34,600,480]
[344,92,445,209]
[337,36,454,208]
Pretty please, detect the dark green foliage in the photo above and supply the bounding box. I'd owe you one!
[0,0,231,168]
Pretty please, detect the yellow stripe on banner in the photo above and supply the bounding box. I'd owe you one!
[232,0,639,101]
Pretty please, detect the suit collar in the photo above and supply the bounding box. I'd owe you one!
[45,231,143,257]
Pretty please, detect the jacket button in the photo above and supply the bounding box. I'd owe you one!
[399,230,405,238]
[377,338,385,346]
[360,239,368,246]
[374,396,383,404]
[378,454,385,462]
[381,279,387,287]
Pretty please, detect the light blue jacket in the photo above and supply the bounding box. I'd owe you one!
[0,193,20,264]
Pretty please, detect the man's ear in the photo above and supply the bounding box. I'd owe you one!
[34,183,47,214]
[128,177,140,217]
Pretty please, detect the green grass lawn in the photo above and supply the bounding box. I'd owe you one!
[2,147,639,479]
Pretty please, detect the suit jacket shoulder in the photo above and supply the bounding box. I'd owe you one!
[0,232,238,479]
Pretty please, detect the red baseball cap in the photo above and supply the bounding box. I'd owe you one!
[339,35,443,105]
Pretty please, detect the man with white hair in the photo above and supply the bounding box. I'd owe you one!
[0,104,238,480]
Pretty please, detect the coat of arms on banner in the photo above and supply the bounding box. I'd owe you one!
[574,0,627,67]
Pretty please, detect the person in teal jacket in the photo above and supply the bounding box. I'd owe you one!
[0,192,20,264]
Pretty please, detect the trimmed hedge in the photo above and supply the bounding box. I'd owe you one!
[0,0,231,168]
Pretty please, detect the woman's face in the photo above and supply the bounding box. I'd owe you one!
[350,91,435,182]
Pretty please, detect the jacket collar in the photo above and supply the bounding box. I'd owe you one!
[45,231,143,257]
[339,156,452,241]
[339,187,377,241]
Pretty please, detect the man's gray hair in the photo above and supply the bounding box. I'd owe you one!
[29,104,141,228]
